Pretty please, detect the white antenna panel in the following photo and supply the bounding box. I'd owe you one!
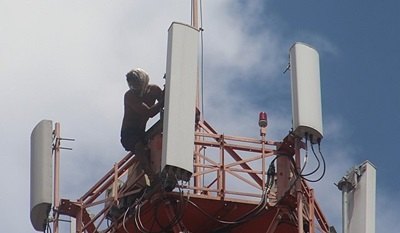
[161,22,199,181]
[348,161,376,233]
[30,120,53,231]
[290,42,323,143]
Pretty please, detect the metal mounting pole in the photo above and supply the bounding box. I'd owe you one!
[191,0,200,111]
[53,122,61,233]
[192,0,202,194]
[337,178,353,233]
[295,138,304,233]
[260,121,267,191]
[191,0,199,29]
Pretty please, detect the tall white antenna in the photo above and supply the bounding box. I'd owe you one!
[161,22,199,187]
[289,42,323,144]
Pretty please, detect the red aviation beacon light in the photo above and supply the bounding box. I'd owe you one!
[259,112,268,128]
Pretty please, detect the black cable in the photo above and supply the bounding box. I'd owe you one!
[266,161,275,188]
[132,139,325,232]
[187,199,242,225]
[318,139,326,179]
[134,190,161,233]
[134,177,186,233]
[46,221,52,233]
[274,147,324,205]
[153,193,182,233]
[300,133,309,174]
[136,198,159,233]
[134,189,162,233]
[300,133,308,173]
[153,197,169,232]
[265,153,296,199]
[133,188,153,233]
[234,189,268,221]
[162,182,188,231]
[301,142,325,183]
[264,138,326,213]
[187,185,270,233]
[134,202,147,233]
[135,201,150,233]
[190,151,319,232]
[272,154,302,205]
[160,178,187,231]
[210,190,270,233]
[123,207,131,233]
[301,135,321,177]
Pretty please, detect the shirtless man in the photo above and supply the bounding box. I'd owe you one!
[120,68,164,153]
[120,68,164,188]
[104,68,164,217]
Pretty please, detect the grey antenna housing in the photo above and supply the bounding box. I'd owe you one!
[30,120,53,231]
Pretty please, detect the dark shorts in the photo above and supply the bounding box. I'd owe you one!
[120,128,146,152]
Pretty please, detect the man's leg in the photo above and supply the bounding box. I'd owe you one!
[135,142,153,186]
[126,157,145,189]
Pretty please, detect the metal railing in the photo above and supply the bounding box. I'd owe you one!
[56,120,330,233]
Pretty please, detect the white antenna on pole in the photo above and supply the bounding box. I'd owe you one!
[289,42,323,144]
[161,22,199,189]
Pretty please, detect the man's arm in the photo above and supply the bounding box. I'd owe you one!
[125,89,163,118]
[145,100,163,118]
[150,84,164,103]
[147,85,164,117]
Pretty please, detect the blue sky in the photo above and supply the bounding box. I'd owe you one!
[0,1,399,232]
[246,1,400,230]
[267,1,400,191]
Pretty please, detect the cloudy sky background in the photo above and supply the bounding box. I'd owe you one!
[1,0,399,232]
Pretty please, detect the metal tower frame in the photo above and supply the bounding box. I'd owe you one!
[54,117,330,233]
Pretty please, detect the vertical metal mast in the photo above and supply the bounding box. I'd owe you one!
[191,0,202,193]
[338,180,352,233]
[191,0,200,110]
[53,123,61,233]
[191,0,199,29]
[295,138,304,233]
